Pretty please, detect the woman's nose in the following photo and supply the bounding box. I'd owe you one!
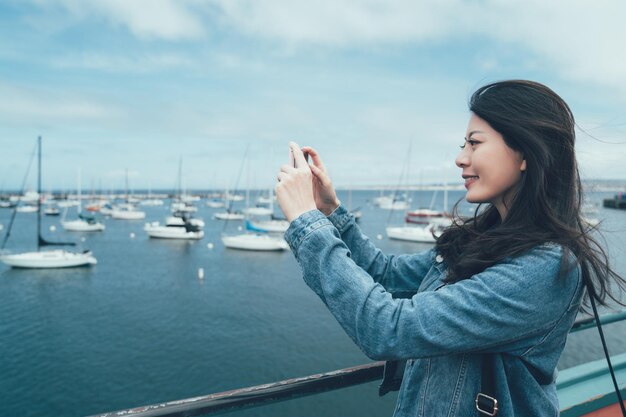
[455,149,470,168]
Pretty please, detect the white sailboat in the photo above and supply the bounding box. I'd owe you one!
[386,225,437,243]
[387,178,452,243]
[214,210,245,220]
[144,220,204,240]
[16,204,38,213]
[221,147,288,251]
[206,198,226,208]
[386,221,450,243]
[61,169,105,232]
[144,160,204,240]
[0,137,97,268]
[111,169,146,220]
[111,203,146,220]
[247,218,290,233]
[246,189,289,233]
[140,185,164,206]
[221,233,288,251]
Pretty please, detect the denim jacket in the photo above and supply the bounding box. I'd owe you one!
[284,205,584,417]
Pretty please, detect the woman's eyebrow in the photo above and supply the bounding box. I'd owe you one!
[465,130,485,139]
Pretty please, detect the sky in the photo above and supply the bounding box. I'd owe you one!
[1,0,626,192]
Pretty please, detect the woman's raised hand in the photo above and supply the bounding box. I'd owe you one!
[301,146,340,216]
[275,142,318,222]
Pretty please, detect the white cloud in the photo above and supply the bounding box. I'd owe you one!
[0,82,117,125]
[51,52,195,73]
[31,0,206,40]
[207,0,626,93]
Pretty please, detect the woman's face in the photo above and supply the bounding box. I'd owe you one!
[455,113,526,219]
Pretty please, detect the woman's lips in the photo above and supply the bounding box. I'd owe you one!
[464,176,478,189]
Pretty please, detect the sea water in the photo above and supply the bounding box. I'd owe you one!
[0,190,625,417]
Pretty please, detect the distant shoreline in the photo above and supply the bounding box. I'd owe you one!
[1,181,625,196]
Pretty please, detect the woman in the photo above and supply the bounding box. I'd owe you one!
[275,80,625,416]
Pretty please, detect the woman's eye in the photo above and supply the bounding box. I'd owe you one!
[460,139,478,149]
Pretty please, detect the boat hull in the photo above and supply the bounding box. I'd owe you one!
[214,213,245,220]
[144,225,204,240]
[61,220,105,232]
[111,210,146,220]
[0,250,97,268]
[221,234,288,251]
[386,226,437,243]
[248,220,290,233]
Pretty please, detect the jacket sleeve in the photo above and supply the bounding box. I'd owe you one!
[288,206,433,293]
[285,210,583,361]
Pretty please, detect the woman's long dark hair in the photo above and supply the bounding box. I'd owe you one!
[436,80,626,309]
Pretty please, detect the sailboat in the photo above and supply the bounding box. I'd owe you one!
[220,146,289,251]
[61,169,105,232]
[386,181,452,243]
[144,159,204,240]
[247,188,289,233]
[0,137,97,268]
[111,169,146,220]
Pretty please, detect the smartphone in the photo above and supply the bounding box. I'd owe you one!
[291,149,309,167]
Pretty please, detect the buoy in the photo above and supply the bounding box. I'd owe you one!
[130,232,135,238]
[81,237,86,242]
[376,234,383,240]
[198,267,205,279]
[207,243,214,250]
[49,225,56,232]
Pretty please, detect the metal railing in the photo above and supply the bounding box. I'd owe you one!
[88,310,626,417]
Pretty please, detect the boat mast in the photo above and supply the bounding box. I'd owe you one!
[37,136,41,251]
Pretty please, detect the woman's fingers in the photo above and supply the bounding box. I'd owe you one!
[280,164,296,174]
[277,171,288,182]
[289,141,309,168]
[309,163,329,185]
[301,146,327,172]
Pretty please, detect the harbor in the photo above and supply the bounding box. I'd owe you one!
[1,188,625,416]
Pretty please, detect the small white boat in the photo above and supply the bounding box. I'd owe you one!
[214,211,245,220]
[111,204,146,220]
[44,206,60,216]
[20,191,39,203]
[16,205,38,213]
[386,225,441,243]
[61,218,105,232]
[243,207,273,216]
[0,200,17,209]
[221,233,289,251]
[171,201,198,213]
[379,200,410,210]
[247,219,290,233]
[140,199,164,206]
[224,192,244,202]
[57,200,80,208]
[0,250,97,268]
[256,195,274,205]
[180,195,201,202]
[206,199,226,208]
[144,222,204,240]
[166,215,205,228]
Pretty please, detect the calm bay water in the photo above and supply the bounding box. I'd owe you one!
[1,190,625,417]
